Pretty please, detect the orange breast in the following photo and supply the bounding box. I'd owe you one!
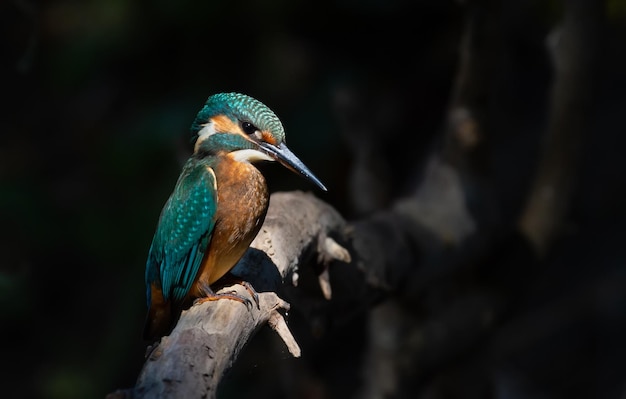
[188,155,269,298]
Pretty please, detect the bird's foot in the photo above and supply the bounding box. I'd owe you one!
[193,291,253,310]
[239,280,260,310]
[215,274,260,310]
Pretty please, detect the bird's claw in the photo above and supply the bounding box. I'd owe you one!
[224,289,253,310]
[240,281,260,310]
[243,296,253,311]
[193,278,259,310]
[193,291,252,310]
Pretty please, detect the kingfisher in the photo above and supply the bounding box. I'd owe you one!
[143,92,326,340]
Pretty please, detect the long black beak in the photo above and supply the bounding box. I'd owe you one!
[259,142,327,191]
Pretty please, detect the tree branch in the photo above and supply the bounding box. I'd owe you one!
[111,191,352,399]
[113,175,479,398]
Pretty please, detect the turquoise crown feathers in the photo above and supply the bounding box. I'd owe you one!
[190,93,286,144]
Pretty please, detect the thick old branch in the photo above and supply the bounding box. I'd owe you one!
[133,291,293,399]
[116,163,483,398]
[117,191,352,399]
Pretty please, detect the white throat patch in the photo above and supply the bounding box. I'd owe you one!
[229,149,274,163]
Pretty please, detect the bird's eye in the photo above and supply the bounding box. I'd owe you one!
[241,121,257,135]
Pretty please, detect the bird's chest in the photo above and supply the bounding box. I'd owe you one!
[213,158,269,248]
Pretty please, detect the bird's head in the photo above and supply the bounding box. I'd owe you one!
[191,92,326,191]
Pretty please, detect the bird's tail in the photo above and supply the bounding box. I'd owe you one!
[143,287,173,341]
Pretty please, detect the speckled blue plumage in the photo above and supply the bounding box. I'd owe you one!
[145,157,217,305]
[190,92,285,142]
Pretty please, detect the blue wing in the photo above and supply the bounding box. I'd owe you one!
[145,161,217,306]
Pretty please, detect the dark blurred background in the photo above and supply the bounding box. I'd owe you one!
[2,0,626,398]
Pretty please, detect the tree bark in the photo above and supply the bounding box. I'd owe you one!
[109,191,354,399]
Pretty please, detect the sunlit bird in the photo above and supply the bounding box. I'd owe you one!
[144,92,326,340]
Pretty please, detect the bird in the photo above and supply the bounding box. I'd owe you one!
[143,92,326,340]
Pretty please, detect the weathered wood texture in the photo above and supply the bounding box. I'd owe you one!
[111,191,353,399]
[114,152,488,398]
[112,171,476,398]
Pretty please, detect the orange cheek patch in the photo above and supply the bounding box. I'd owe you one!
[261,130,277,145]
[211,114,241,134]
